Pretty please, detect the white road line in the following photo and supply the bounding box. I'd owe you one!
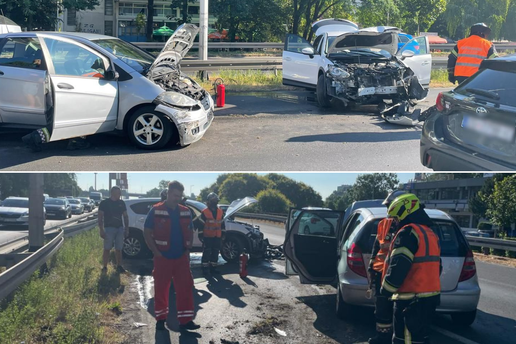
[430,325,481,344]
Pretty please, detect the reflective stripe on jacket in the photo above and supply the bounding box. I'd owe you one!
[454,35,494,77]
[201,207,224,238]
[152,202,193,251]
[383,224,441,297]
[372,218,396,272]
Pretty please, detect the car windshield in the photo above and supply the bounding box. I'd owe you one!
[78,198,89,203]
[69,199,80,204]
[1,199,29,208]
[93,39,154,74]
[455,67,516,107]
[45,199,65,205]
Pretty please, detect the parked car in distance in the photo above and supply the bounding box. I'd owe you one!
[68,199,84,215]
[284,207,481,327]
[89,199,96,210]
[0,23,214,149]
[44,197,72,219]
[123,197,268,261]
[89,192,103,206]
[421,56,516,170]
[398,33,420,54]
[78,197,93,212]
[0,196,46,226]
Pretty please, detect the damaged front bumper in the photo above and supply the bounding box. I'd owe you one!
[154,94,214,146]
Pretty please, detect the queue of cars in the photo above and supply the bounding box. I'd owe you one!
[284,201,481,327]
[0,195,96,226]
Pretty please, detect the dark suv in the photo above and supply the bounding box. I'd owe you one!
[421,56,516,170]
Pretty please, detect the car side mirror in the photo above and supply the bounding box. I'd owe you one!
[105,70,119,81]
[302,47,315,57]
[401,50,415,59]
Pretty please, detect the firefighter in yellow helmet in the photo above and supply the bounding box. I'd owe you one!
[380,194,441,344]
[367,190,406,344]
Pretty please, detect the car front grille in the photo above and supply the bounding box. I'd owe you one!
[0,213,22,219]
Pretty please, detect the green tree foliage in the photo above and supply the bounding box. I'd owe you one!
[266,173,323,208]
[218,174,271,202]
[146,187,162,197]
[0,174,80,199]
[256,189,293,213]
[158,180,170,190]
[400,0,447,34]
[0,0,99,30]
[358,0,401,28]
[352,173,399,200]
[486,175,516,229]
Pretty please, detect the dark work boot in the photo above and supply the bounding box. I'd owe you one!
[179,321,200,331]
[156,320,166,331]
[22,130,43,152]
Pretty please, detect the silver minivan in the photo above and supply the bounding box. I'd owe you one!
[284,207,481,327]
[0,24,213,149]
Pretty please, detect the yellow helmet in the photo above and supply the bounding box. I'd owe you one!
[387,193,420,221]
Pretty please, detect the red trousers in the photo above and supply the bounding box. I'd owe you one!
[153,253,194,324]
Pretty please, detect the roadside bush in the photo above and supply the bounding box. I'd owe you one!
[491,248,506,257]
[506,250,516,258]
[0,229,125,344]
[256,189,293,214]
[470,245,481,253]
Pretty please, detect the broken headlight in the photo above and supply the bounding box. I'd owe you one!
[328,65,350,80]
[155,92,199,109]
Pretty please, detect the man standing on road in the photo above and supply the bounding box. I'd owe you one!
[143,181,200,332]
[199,193,225,276]
[98,186,129,273]
[367,190,406,344]
[448,23,498,85]
[380,194,441,344]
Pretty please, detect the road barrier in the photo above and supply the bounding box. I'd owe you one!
[236,212,287,223]
[465,236,516,252]
[0,218,98,300]
[134,42,516,52]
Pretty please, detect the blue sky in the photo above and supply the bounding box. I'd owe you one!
[76,173,415,199]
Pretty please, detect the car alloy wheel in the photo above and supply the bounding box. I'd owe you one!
[221,237,243,262]
[123,237,141,257]
[128,107,173,150]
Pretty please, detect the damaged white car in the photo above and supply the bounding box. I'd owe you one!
[283,19,432,125]
[0,23,214,149]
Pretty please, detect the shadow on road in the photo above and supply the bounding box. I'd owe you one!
[286,131,421,143]
[206,273,247,308]
[297,293,375,343]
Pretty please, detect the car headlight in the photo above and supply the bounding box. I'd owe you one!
[155,92,199,109]
[328,65,350,79]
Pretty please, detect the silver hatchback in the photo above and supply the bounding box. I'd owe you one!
[284,207,481,327]
[0,24,213,149]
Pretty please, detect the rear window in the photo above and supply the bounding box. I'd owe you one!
[456,68,516,107]
[355,219,468,257]
[129,201,158,215]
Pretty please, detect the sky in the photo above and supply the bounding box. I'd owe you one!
[76,173,415,199]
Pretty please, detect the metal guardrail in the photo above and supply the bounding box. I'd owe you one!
[236,212,287,223]
[465,236,516,252]
[0,217,98,300]
[133,42,516,52]
[0,231,63,300]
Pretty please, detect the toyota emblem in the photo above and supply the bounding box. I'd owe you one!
[476,107,488,115]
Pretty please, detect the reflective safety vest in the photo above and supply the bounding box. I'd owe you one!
[383,224,441,298]
[454,35,494,77]
[201,207,224,238]
[151,202,193,252]
[372,218,396,272]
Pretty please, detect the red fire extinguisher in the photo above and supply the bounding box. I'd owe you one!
[214,78,225,108]
[239,249,249,278]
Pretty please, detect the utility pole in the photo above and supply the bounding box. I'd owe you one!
[199,0,209,61]
[94,172,98,191]
[28,174,45,252]
[146,0,155,41]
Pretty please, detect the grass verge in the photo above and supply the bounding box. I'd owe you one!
[0,228,126,344]
[429,68,454,88]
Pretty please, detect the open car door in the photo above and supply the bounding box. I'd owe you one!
[284,208,344,284]
[399,36,432,88]
[282,34,319,88]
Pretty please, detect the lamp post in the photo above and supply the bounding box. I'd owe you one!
[199,0,209,61]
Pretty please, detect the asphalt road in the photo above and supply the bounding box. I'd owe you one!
[0,210,96,251]
[0,88,448,171]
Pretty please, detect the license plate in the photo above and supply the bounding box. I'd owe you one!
[461,116,515,142]
[358,87,375,96]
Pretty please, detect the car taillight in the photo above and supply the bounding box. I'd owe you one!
[347,243,367,277]
[459,250,476,282]
[436,92,445,111]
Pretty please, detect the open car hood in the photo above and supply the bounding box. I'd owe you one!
[312,18,358,36]
[328,27,400,56]
[224,197,258,220]
[147,23,199,73]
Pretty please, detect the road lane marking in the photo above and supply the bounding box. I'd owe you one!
[430,326,481,344]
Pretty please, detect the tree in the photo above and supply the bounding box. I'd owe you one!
[358,0,401,28]
[146,187,162,197]
[135,12,146,39]
[352,173,399,201]
[0,0,99,31]
[266,173,323,208]
[256,189,293,214]
[0,173,80,199]
[400,0,447,34]
[170,0,196,25]
[486,175,516,233]
[158,180,170,190]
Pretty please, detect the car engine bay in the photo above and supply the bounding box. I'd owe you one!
[148,64,206,102]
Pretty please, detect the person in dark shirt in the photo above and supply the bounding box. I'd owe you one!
[98,186,129,273]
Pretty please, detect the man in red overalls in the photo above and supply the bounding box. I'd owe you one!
[143,181,200,332]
